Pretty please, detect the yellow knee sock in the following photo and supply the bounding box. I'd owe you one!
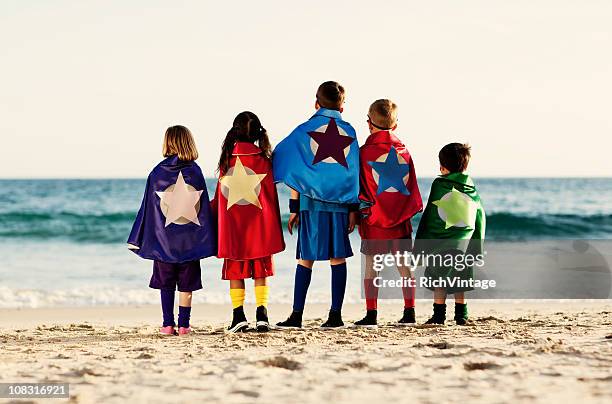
[254,285,269,308]
[230,288,245,309]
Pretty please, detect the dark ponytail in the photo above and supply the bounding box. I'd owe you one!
[217,111,271,174]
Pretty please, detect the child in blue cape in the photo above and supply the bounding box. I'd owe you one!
[128,125,216,335]
[273,81,360,329]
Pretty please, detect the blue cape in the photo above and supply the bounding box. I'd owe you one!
[127,156,216,263]
[272,108,360,204]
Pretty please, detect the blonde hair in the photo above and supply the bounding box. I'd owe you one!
[163,125,199,161]
[368,99,398,130]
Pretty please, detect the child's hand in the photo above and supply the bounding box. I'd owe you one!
[288,213,299,235]
[348,211,358,233]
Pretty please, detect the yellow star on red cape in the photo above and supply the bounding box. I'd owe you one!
[219,157,267,209]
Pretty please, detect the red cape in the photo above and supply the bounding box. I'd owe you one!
[359,131,423,229]
[213,142,285,260]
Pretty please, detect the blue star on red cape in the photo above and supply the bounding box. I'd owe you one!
[368,146,411,195]
[308,118,354,168]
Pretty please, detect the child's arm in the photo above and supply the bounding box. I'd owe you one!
[210,181,219,218]
[348,211,357,233]
[288,188,300,235]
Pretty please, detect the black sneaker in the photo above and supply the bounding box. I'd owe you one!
[320,309,344,329]
[454,303,468,326]
[256,305,270,332]
[227,306,248,333]
[424,303,446,325]
[354,310,377,328]
[398,307,416,325]
[276,311,303,329]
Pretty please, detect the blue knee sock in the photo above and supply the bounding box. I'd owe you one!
[293,264,312,312]
[178,306,191,328]
[331,263,347,312]
[160,289,175,327]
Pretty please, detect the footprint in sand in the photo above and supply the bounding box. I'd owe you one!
[62,367,104,377]
[259,356,302,370]
[463,361,502,371]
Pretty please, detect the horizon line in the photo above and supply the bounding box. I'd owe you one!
[1,176,611,181]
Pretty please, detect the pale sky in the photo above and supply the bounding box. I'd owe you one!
[1,0,610,178]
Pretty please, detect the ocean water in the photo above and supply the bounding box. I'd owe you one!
[1,178,611,308]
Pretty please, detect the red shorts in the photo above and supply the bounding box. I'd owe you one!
[360,222,413,255]
[359,221,412,239]
[222,256,274,280]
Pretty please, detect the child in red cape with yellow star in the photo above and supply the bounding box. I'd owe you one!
[212,112,285,333]
[355,99,423,328]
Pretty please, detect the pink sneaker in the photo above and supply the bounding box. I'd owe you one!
[178,327,191,335]
[160,326,177,335]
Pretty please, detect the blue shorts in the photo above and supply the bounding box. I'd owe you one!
[149,260,202,292]
[296,210,353,261]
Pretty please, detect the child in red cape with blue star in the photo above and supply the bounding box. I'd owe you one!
[355,100,423,328]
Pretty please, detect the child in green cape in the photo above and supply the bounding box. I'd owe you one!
[415,143,486,325]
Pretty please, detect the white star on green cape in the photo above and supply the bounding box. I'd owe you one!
[432,187,477,229]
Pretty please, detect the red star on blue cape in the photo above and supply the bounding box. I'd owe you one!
[308,118,354,168]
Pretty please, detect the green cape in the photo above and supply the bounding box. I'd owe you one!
[415,173,486,292]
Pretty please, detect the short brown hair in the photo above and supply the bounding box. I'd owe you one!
[163,125,199,161]
[439,143,471,173]
[316,81,345,110]
[368,99,398,129]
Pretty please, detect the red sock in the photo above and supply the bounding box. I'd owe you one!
[364,278,378,310]
[402,277,415,308]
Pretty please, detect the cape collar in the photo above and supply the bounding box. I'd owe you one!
[364,130,403,146]
[311,108,343,121]
[232,142,262,156]
[439,172,475,187]
[161,155,191,166]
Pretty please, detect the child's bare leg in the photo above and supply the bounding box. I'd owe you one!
[329,258,345,266]
[298,259,315,269]
[254,278,267,287]
[454,292,465,304]
[364,254,377,279]
[230,279,246,290]
[433,288,447,304]
[179,291,192,307]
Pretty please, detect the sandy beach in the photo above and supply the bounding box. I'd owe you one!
[1,301,611,403]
